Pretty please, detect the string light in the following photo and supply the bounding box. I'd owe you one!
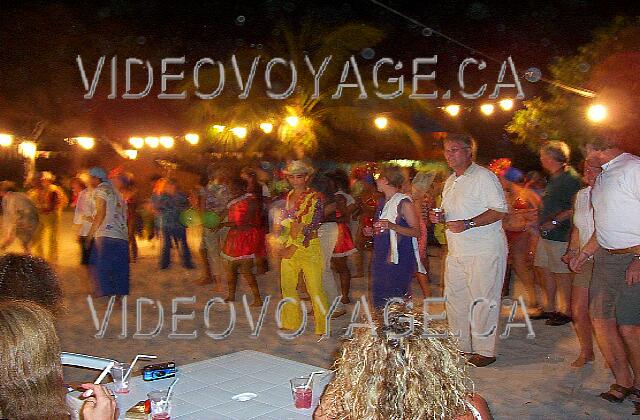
[499,99,514,111]
[259,122,274,134]
[587,104,607,123]
[374,116,389,129]
[286,116,299,127]
[185,133,199,145]
[480,104,495,116]
[129,137,144,149]
[75,137,95,150]
[18,141,37,159]
[159,136,175,149]
[0,134,13,147]
[444,105,461,117]
[230,127,248,139]
[124,150,138,160]
[145,136,159,148]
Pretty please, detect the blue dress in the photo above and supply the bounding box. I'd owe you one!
[371,198,417,309]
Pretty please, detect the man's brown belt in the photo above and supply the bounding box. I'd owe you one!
[606,245,640,255]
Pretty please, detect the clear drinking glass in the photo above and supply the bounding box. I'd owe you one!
[111,362,130,394]
[290,376,313,409]
[148,390,172,420]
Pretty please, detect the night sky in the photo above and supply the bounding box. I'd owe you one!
[0,0,638,165]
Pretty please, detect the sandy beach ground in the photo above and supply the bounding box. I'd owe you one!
[6,213,635,419]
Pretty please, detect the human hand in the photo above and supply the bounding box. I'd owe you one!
[539,221,556,232]
[428,209,444,224]
[80,384,118,420]
[626,257,640,286]
[569,251,591,273]
[374,219,392,234]
[446,220,466,234]
[561,249,578,265]
[280,245,297,259]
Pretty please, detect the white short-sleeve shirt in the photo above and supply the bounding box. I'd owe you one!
[572,187,594,249]
[591,153,640,250]
[92,182,128,241]
[442,162,508,256]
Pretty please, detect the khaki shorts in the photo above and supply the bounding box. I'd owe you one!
[534,238,571,274]
[573,258,593,288]
[590,248,640,325]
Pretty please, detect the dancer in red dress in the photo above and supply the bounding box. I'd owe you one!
[330,170,357,304]
[221,178,264,306]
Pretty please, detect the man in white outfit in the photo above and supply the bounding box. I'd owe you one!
[430,133,508,367]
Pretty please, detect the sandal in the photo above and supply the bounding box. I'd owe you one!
[600,384,632,403]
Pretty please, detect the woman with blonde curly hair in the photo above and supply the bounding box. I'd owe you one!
[314,305,492,420]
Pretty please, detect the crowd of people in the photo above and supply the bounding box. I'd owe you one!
[1,130,639,417]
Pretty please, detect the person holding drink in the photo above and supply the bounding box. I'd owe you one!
[430,133,508,367]
[368,165,424,309]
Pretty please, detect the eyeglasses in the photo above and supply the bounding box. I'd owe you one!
[444,146,470,154]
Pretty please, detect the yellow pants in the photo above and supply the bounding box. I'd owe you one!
[34,213,58,262]
[280,238,329,334]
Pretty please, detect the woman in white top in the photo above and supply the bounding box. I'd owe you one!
[562,160,601,367]
[72,176,94,265]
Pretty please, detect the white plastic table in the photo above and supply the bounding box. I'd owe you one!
[69,350,333,419]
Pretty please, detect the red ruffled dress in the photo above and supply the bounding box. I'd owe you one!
[333,191,357,257]
[222,194,266,260]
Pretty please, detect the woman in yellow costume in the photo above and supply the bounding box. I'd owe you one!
[276,160,329,335]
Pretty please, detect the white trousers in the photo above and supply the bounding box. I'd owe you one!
[318,222,341,309]
[444,253,506,357]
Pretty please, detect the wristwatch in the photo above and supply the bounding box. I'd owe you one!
[464,219,477,230]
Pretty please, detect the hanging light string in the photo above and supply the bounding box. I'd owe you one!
[368,0,597,98]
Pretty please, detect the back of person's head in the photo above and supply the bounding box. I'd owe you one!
[329,169,350,193]
[541,141,571,163]
[0,299,68,420]
[322,304,471,419]
[379,165,405,189]
[0,181,17,193]
[0,254,64,315]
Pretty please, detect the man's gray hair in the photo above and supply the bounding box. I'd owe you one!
[541,141,571,163]
[444,133,477,158]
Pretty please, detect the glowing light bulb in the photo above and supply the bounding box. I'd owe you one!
[499,99,514,111]
[230,127,247,139]
[185,133,199,145]
[0,134,14,147]
[124,149,138,160]
[259,122,274,133]
[145,136,159,148]
[286,116,299,127]
[480,104,495,116]
[374,116,388,129]
[76,137,95,150]
[129,137,144,149]
[159,136,175,149]
[444,105,461,117]
[587,104,607,123]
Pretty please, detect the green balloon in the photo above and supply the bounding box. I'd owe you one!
[180,208,201,227]
[202,211,221,229]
